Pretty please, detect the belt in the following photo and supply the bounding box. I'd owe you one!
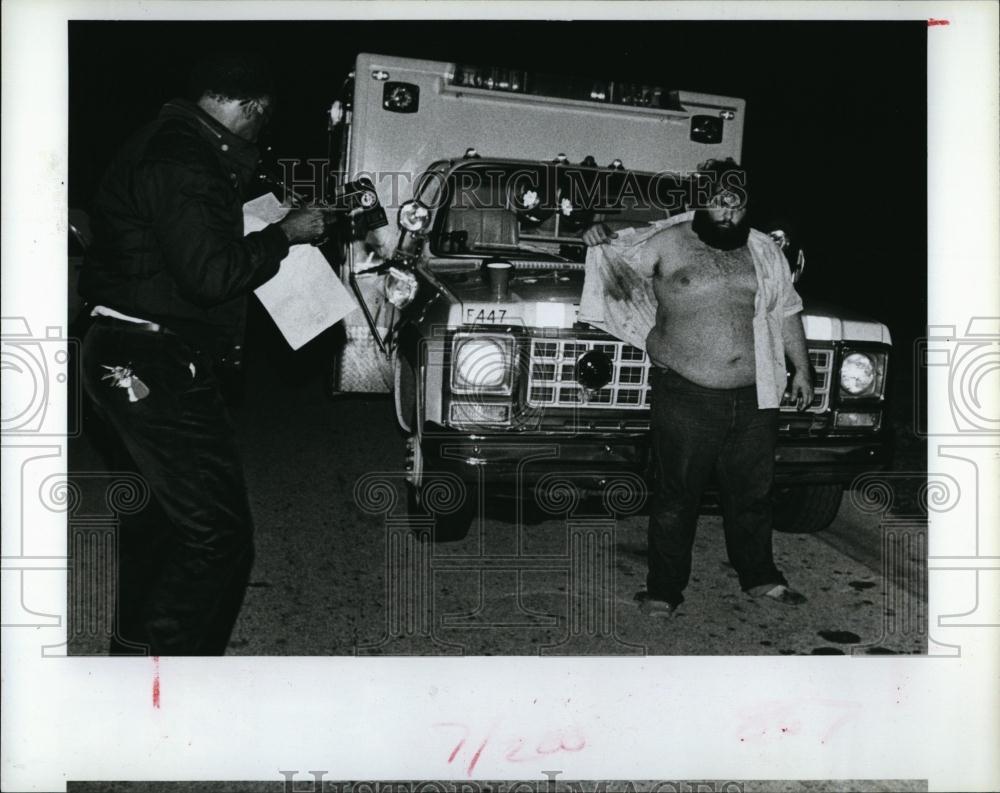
[89,308,230,364]
[90,314,219,366]
[91,304,173,334]
[93,314,170,335]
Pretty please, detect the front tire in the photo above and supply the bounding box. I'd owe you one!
[772,484,843,534]
[407,481,477,543]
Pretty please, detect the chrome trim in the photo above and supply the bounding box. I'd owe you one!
[527,337,650,410]
[780,349,832,413]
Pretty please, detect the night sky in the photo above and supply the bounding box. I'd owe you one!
[69,20,927,340]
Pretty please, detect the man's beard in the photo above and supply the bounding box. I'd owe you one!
[691,210,751,251]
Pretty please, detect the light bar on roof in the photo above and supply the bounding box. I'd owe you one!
[449,63,685,110]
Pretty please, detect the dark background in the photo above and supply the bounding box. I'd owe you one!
[69,20,927,342]
[65,21,930,651]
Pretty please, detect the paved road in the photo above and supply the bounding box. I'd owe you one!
[68,338,925,657]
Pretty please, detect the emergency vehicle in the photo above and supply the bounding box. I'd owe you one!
[324,53,892,540]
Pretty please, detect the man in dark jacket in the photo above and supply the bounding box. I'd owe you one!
[79,52,326,655]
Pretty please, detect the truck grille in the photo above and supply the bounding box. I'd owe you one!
[780,349,832,413]
[526,340,833,414]
[527,338,650,409]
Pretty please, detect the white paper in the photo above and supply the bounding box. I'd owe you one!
[244,193,358,350]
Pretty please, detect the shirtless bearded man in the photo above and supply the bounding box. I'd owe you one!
[583,159,813,616]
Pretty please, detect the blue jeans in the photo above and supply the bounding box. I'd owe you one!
[646,368,786,606]
[81,319,254,655]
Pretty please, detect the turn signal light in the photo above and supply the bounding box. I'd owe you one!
[383,82,420,113]
[398,200,431,233]
[691,115,723,144]
[834,411,881,429]
[384,266,419,309]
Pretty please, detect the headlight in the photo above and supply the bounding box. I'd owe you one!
[451,334,514,394]
[398,200,430,233]
[383,266,419,309]
[839,351,886,398]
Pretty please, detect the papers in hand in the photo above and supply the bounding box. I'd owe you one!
[243,194,358,350]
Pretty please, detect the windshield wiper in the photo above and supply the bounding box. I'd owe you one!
[514,243,574,262]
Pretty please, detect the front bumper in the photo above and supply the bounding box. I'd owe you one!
[773,437,892,484]
[421,427,649,490]
[419,424,892,488]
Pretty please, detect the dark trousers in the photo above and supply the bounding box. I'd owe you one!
[81,320,254,655]
[646,368,786,606]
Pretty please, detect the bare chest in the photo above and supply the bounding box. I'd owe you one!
[655,237,757,299]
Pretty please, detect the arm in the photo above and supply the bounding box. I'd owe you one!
[768,230,812,410]
[140,156,292,308]
[782,312,814,411]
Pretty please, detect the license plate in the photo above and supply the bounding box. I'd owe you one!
[465,308,508,324]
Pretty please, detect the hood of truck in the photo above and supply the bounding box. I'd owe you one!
[437,269,586,329]
[435,269,891,345]
[800,299,892,345]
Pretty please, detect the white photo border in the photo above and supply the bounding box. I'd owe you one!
[2,1,998,791]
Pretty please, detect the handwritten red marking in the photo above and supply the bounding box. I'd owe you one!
[438,721,587,776]
[927,18,950,26]
[735,699,860,744]
[504,737,529,763]
[467,738,489,776]
[817,700,862,743]
[537,730,587,755]
[152,656,161,709]
[434,722,469,764]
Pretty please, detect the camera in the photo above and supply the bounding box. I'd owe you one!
[1,317,80,436]
[917,316,1000,436]
[328,177,388,236]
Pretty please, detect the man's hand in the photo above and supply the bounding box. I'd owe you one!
[789,368,814,411]
[582,223,619,247]
[278,208,327,244]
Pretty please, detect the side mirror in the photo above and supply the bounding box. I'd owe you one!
[768,228,806,283]
[791,247,806,283]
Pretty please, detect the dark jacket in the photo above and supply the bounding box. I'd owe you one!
[80,98,289,357]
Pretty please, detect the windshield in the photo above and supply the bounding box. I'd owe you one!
[421,160,685,265]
